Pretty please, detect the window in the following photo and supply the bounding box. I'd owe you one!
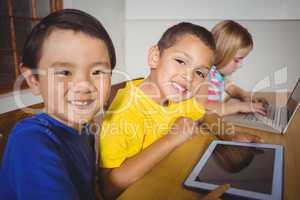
[0,0,63,94]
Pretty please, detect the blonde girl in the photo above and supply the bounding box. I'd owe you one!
[207,20,267,116]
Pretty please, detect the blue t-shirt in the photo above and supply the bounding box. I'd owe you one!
[0,113,96,200]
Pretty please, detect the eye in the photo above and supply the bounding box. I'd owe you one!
[92,69,111,76]
[234,58,241,63]
[175,58,185,65]
[195,70,205,78]
[92,70,103,75]
[54,70,71,76]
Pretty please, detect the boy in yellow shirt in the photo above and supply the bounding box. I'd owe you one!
[99,22,259,199]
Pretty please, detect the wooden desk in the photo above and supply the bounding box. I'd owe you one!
[117,93,300,200]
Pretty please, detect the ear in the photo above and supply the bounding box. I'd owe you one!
[19,63,41,95]
[147,45,160,70]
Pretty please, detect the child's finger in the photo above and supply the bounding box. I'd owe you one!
[248,134,264,143]
[253,135,264,143]
[257,137,265,143]
[253,107,266,116]
[202,184,230,200]
[257,109,267,116]
[253,103,267,115]
[258,98,269,107]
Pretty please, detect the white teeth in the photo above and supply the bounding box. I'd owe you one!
[69,100,92,106]
[172,82,186,92]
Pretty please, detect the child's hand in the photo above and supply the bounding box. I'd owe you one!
[243,96,269,108]
[220,133,264,143]
[232,101,267,115]
[252,97,269,109]
[201,184,230,200]
[167,117,196,147]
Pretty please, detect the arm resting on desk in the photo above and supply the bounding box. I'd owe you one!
[225,82,269,106]
[206,81,267,116]
[225,81,249,100]
[203,114,263,143]
[99,117,198,200]
[206,101,266,116]
[99,134,180,200]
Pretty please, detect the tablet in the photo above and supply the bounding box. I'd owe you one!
[184,140,283,200]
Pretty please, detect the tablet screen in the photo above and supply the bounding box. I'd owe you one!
[196,144,275,194]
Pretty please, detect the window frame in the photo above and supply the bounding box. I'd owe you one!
[0,0,63,95]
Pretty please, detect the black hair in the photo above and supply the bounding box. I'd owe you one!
[157,22,216,54]
[22,9,116,70]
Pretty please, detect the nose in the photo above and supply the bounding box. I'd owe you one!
[181,68,193,82]
[73,81,94,94]
[237,60,243,69]
[72,72,94,94]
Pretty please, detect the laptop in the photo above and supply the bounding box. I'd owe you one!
[224,78,300,134]
[184,140,283,200]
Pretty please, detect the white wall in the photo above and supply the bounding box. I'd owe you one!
[125,0,300,92]
[126,0,300,20]
[125,19,300,92]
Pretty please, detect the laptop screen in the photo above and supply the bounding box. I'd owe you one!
[287,79,300,122]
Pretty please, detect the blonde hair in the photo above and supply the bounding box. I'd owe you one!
[212,20,253,69]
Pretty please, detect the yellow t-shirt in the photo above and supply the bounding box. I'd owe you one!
[100,79,206,168]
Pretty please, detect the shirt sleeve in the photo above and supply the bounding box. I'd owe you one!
[4,129,80,200]
[175,98,206,121]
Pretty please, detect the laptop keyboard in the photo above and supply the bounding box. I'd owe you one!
[242,106,285,129]
[266,106,276,121]
[242,113,258,121]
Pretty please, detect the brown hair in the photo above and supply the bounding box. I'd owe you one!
[212,20,253,69]
[23,9,116,70]
[157,22,216,54]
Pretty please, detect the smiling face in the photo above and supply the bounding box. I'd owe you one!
[146,34,214,103]
[219,47,252,76]
[28,29,112,128]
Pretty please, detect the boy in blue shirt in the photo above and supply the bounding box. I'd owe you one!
[0,9,115,200]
